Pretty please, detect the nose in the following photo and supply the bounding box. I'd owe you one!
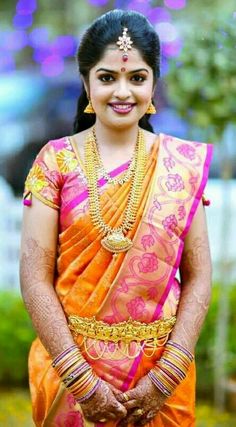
[113,78,131,99]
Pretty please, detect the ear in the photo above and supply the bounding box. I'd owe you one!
[80,74,90,98]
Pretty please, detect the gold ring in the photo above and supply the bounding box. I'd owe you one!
[133,408,145,416]
[123,392,129,402]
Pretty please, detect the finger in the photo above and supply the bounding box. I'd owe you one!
[135,410,157,427]
[123,399,139,410]
[108,411,121,420]
[110,402,127,418]
[125,409,147,425]
[109,384,121,395]
[117,389,139,403]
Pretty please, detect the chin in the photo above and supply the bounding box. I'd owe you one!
[106,115,142,130]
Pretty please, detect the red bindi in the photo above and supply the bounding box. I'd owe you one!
[122,54,128,62]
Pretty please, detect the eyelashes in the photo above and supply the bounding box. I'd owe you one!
[98,74,147,83]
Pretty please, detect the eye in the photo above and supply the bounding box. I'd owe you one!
[98,74,114,82]
[131,74,146,83]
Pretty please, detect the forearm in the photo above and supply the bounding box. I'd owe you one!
[20,237,74,359]
[21,280,75,359]
[169,212,213,354]
[170,275,212,354]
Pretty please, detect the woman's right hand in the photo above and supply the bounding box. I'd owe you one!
[80,380,127,423]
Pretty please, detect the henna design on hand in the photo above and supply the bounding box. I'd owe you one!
[81,381,127,422]
[20,238,75,358]
[20,238,55,287]
[172,235,212,352]
[117,376,166,427]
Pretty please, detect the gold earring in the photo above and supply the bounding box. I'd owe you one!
[146,102,156,114]
[84,99,95,114]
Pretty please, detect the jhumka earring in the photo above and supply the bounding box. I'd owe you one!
[84,99,95,114]
[116,27,133,61]
[146,102,157,114]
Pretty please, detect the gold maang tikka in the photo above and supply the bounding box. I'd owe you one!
[116,27,133,62]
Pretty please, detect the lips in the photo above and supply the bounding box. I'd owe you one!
[108,102,136,114]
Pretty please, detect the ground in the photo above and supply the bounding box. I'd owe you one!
[1,389,236,427]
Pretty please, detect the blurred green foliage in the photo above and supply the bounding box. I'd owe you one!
[166,15,236,141]
[196,403,236,426]
[0,291,36,386]
[196,284,236,399]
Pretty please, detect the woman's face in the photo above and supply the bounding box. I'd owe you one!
[85,45,155,130]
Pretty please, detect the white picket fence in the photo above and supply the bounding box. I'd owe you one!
[0,178,23,290]
[0,177,235,291]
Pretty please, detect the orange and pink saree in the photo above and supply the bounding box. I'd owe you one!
[24,132,213,427]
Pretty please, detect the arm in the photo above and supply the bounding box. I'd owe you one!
[20,196,75,359]
[170,201,212,353]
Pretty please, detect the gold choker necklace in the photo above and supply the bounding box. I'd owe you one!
[84,128,147,253]
[91,127,136,186]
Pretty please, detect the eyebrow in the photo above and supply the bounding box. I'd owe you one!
[95,67,149,74]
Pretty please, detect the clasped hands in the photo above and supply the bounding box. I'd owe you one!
[80,374,167,426]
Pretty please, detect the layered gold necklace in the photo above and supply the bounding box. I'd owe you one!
[84,127,147,253]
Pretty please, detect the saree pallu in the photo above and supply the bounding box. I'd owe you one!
[23,133,213,427]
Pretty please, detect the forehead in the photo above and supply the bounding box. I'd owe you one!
[91,44,151,72]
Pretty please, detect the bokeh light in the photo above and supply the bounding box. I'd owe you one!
[155,22,178,43]
[33,47,50,63]
[13,13,33,29]
[87,0,110,6]
[162,39,183,57]
[28,27,49,48]
[148,7,172,24]
[41,55,64,77]
[16,0,37,14]
[51,35,77,57]
[0,51,15,72]
[164,0,186,10]
[3,30,28,51]
[126,0,150,15]
[160,57,169,76]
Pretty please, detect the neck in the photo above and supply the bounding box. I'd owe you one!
[94,121,140,149]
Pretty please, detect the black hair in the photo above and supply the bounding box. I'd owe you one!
[73,9,161,133]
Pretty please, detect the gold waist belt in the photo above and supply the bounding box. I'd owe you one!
[68,315,176,359]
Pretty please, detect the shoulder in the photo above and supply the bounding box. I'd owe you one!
[159,133,213,160]
[39,136,69,155]
[160,133,212,148]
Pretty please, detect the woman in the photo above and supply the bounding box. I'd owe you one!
[20,9,213,427]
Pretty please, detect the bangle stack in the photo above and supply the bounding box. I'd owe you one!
[148,340,194,397]
[52,344,101,402]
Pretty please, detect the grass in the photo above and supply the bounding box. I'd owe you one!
[0,388,33,427]
[1,389,236,427]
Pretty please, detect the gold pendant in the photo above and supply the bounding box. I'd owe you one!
[101,231,133,253]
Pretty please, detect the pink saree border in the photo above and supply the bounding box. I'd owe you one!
[63,161,130,216]
[151,142,214,321]
[121,142,214,391]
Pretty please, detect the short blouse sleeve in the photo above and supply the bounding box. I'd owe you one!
[23,142,62,210]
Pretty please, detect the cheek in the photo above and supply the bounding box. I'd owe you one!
[136,84,153,103]
[90,86,112,105]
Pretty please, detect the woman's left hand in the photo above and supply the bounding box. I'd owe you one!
[115,375,167,427]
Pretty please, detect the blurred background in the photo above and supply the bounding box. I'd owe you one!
[0,0,236,425]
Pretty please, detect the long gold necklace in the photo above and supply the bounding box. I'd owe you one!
[85,128,147,253]
[91,127,136,186]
